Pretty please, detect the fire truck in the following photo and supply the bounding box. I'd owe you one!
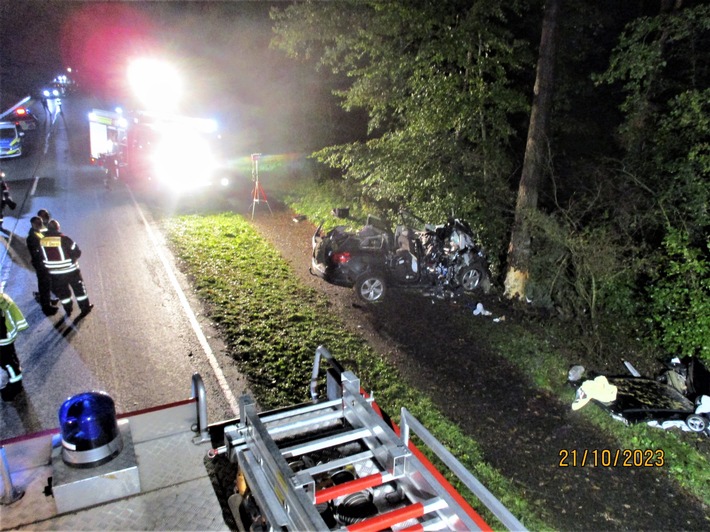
[1,346,526,531]
[88,107,230,191]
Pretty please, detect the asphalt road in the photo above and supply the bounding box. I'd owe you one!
[0,95,247,441]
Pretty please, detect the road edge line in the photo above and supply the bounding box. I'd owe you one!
[127,188,240,416]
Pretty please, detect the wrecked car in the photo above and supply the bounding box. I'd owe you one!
[569,356,710,434]
[311,210,491,303]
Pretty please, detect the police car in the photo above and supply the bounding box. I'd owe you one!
[0,122,24,158]
[6,106,38,131]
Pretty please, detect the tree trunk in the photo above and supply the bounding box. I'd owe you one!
[504,0,561,299]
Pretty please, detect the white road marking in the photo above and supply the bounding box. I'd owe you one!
[127,187,240,416]
[30,175,40,196]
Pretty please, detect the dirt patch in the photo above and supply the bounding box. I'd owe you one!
[246,201,710,531]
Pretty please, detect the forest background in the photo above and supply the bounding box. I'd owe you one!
[268,0,709,364]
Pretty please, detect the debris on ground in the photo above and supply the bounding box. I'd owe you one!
[568,356,710,435]
[465,301,505,322]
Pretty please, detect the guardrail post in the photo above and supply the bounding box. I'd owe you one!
[1,446,24,505]
[191,373,211,444]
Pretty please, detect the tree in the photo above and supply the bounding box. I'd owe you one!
[503,0,561,299]
[596,2,710,359]
[271,0,531,255]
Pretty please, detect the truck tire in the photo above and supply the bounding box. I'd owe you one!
[354,273,387,303]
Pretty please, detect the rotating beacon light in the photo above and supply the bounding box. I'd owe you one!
[58,391,123,468]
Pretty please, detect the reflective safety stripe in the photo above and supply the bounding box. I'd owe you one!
[4,365,22,383]
[61,297,72,305]
[48,263,79,274]
[0,315,28,345]
[41,237,78,273]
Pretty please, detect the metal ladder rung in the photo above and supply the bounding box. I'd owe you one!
[345,497,447,532]
[267,408,344,438]
[259,398,342,426]
[398,516,448,531]
[299,450,375,479]
[315,471,396,505]
[280,426,372,459]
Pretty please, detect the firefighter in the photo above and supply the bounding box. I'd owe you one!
[39,219,94,317]
[0,292,28,401]
[27,216,59,316]
[37,208,51,229]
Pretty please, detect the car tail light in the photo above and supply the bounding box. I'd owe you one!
[332,251,351,264]
[16,108,27,116]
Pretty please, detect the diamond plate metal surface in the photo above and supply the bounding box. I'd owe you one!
[13,477,228,531]
[136,431,208,493]
[1,403,228,531]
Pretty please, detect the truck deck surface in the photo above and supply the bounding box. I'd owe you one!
[2,348,525,531]
[1,400,229,531]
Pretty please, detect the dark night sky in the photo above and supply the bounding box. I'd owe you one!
[0,0,351,153]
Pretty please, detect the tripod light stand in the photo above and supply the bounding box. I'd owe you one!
[250,152,272,219]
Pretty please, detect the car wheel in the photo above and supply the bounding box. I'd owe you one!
[686,414,708,433]
[459,266,483,291]
[355,273,387,303]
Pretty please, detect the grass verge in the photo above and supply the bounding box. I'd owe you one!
[163,212,548,530]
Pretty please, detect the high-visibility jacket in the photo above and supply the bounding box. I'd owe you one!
[39,229,82,274]
[0,293,28,346]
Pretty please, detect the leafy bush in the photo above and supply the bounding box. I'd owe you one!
[647,229,710,363]
[283,170,374,231]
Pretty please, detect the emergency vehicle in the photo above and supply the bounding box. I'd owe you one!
[1,346,526,531]
[0,97,33,158]
[0,122,24,158]
[88,107,230,191]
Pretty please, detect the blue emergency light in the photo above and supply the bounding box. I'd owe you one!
[58,391,123,468]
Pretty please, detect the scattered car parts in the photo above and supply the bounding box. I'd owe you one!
[569,356,710,435]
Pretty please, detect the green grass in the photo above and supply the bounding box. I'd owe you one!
[163,212,547,530]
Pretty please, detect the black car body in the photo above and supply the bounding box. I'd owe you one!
[311,211,491,303]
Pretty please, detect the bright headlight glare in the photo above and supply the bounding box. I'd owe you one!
[151,130,215,190]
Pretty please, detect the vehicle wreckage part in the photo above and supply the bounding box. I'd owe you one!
[459,265,483,291]
[355,273,387,303]
[685,414,708,433]
[572,357,710,434]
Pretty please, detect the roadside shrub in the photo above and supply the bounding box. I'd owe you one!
[283,172,375,230]
[646,229,710,363]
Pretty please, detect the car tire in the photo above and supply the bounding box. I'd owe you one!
[686,414,708,433]
[459,265,487,291]
[354,273,387,303]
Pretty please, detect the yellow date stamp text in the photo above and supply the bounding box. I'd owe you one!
[558,449,665,467]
